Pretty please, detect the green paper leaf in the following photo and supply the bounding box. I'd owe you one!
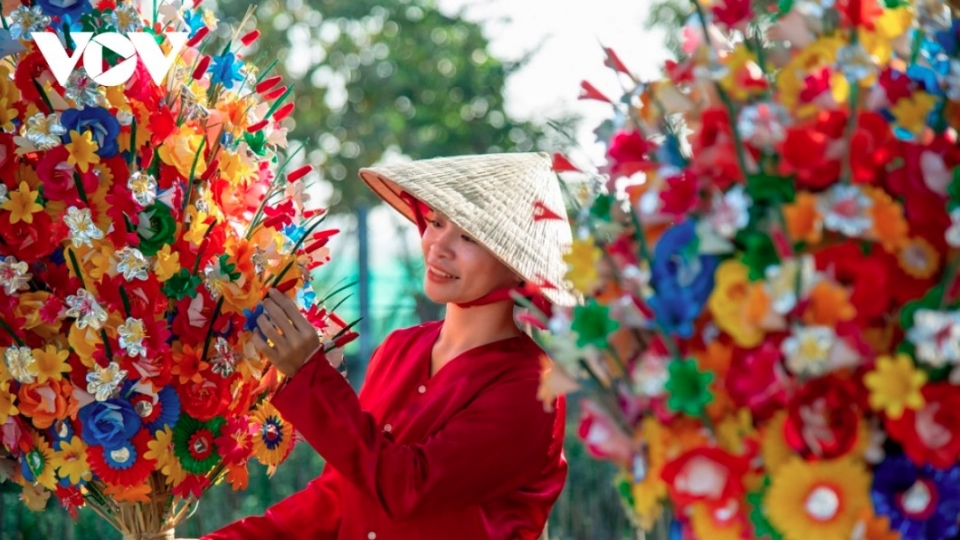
[747,476,783,540]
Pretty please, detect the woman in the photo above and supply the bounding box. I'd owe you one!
[203,152,578,540]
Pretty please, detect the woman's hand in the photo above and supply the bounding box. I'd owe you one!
[253,289,321,378]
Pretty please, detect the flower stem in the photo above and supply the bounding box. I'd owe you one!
[0,317,24,346]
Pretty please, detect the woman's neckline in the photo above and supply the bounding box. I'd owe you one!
[425,320,527,380]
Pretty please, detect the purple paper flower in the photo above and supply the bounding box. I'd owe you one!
[871,454,960,540]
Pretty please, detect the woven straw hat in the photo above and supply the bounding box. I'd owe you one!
[358,152,578,306]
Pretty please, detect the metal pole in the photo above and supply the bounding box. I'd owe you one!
[356,202,372,385]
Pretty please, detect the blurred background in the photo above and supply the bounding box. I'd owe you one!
[1,0,672,537]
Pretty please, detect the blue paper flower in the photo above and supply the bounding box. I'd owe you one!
[210,52,245,89]
[243,304,265,332]
[47,419,75,451]
[182,10,207,36]
[145,385,181,433]
[872,454,960,540]
[35,0,91,19]
[61,107,122,158]
[78,399,142,450]
[648,221,718,336]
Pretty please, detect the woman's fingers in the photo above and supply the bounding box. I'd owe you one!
[268,289,312,334]
[257,314,286,352]
[251,331,277,361]
[262,298,297,337]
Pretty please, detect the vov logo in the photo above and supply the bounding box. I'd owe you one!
[32,32,189,87]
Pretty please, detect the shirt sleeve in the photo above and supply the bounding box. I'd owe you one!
[270,349,558,521]
[201,465,341,540]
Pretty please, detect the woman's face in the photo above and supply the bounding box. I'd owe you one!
[420,208,519,305]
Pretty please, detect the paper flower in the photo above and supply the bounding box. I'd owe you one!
[871,454,960,540]
[571,299,620,349]
[765,458,870,540]
[664,358,714,417]
[64,288,108,331]
[906,310,960,367]
[1,181,42,225]
[52,436,91,485]
[250,402,294,467]
[173,415,224,475]
[87,430,155,487]
[864,354,927,420]
[78,398,142,450]
[63,207,104,249]
[4,346,38,384]
[85,362,128,402]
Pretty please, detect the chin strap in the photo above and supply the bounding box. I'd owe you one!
[454,286,553,317]
[399,191,428,235]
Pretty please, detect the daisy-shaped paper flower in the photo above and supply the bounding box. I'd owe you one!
[781,326,836,377]
[63,206,104,248]
[107,3,142,33]
[86,361,128,402]
[52,436,91,485]
[64,288,108,330]
[65,130,100,173]
[87,430,155,487]
[864,354,926,420]
[144,426,179,479]
[174,415,224,475]
[890,91,938,137]
[818,185,873,238]
[115,247,149,281]
[664,358,714,417]
[766,458,870,540]
[1,181,42,225]
[907,310,960,368]
[19,112,65,151]
[117,317,148,358]
[250,402,294,467]
[5,346,38,383]
[33,345,70,384]
[21,434,58,490]
[0,256,30,295]
[564,238,602,293]
[153,244,182,283]
[571,299,620,349]
[898,237,940,279]
[871,454,960,540]
[127,171,158,207]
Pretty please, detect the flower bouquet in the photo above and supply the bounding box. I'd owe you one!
[540,1,960,539]
[0,1,352,538]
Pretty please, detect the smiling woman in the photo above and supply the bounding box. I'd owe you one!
[201,152,578,540]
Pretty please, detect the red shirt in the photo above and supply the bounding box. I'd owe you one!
[204,321,567,540]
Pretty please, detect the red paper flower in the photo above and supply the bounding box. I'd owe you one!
[0,211,60,263]
[887,383,960,469]
[175,375,232,422]
[607,130,656,179]
[849,112,894,185]
[660,446,750,509]
[689,108,744,190]
[783,374,863,460]
[214,416,253,465]
[725,341,790,422]
[172,472,210,499]
[87,430,155,487]
[712,0,753,29]
[836,0,884,29]
[779,110,847,190]
[814,241,892,322]
[659,170,701,216]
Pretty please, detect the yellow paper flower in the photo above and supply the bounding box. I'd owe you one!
[777,36,848,116]
[866,186,909,253]
[65,130,101,173]
[858,7,912,64]
[183,207,211,246]
[220,148,258,185]
[1,181,42,224]
[145,425,186,485]
[0,380,18,423]
[0,97,18,132]
[563,238,602,293]
[708,259,773,347]
[32,345,70,384]
[153,243,182,282]
[864,354,926,419]
[761,411,793,475]
[720,44,765,101]
[891,92,938,137]
[159,124,208,179]
[766,458,870,540]
[52,436,91,485]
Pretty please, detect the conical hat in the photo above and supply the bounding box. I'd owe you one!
[358,152,578,306]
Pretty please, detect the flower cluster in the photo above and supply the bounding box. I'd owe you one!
[543,1,960,539]
[0,0,351,531]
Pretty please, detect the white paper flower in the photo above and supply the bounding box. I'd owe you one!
[0,256,31,296]
[64,288,108,330]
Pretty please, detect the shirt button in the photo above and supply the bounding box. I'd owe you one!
[368,533,377,540]
[418,385,426,394]
[383,423,392,433]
